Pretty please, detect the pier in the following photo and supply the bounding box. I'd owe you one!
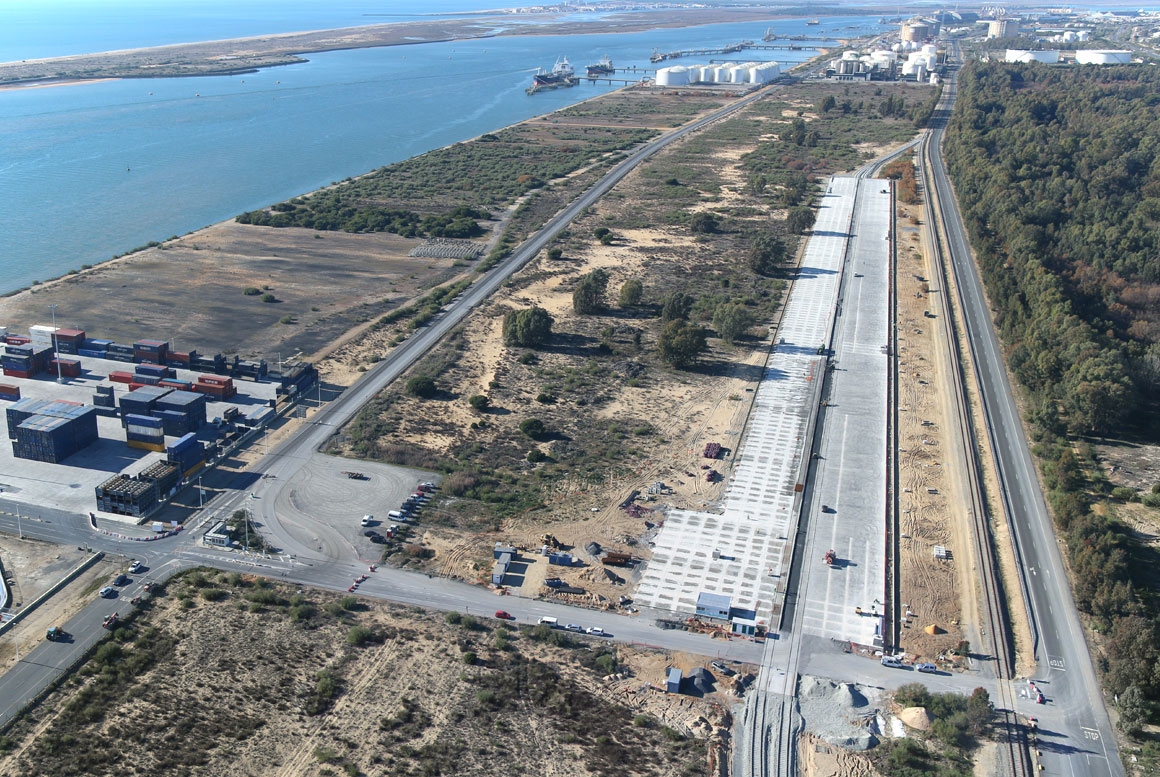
[650,38,842,64]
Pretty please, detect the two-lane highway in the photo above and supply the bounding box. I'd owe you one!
[926,50,1122,777]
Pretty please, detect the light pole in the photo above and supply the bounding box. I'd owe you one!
[198,476,204,508]
[48,304,63,383]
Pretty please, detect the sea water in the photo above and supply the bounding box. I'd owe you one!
[0,3,885,295]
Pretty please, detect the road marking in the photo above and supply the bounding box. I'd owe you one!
[1081,727,1100,741]
[1047,655,1066,671]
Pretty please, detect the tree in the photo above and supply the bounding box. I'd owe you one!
[573,268,609,314]
[689,212,719,234]
[748,234,787,276]
[818,94,837,113]
[787,206,815,235]
[519,418,546,439]
[547,247,563,261]
[619,278,643,308]
[406,375,436,398]
[468,394,489,411]
[503,307,553,347]
[1118,685,1149,738]
[658,320,707,369]
[661,292,694,323]
[966,688,993,736]
[713,303,755,344]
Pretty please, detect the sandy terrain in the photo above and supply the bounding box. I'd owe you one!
[0,537,118,669]
[0,8,793,86]
[893,192,968,664]
[0,571,735,777]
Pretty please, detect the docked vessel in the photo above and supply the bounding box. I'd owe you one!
[533,56,576,87]
[807,19,820,25]
[586,56,614,78]
[763,27,776,41]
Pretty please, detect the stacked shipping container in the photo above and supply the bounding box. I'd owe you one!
[95,474,157,517]
[125,413,164,451]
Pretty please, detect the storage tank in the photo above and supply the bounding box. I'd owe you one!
[655,67,673,86]
[699,66,714,83]
[921,44,938,57]
[841,50,860,62]
[1075,50,1131,64]
[714,66,730,82]
[728,65,747,83]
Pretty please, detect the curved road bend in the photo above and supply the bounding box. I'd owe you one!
[0,80,790,731]
[927,50,1121,777]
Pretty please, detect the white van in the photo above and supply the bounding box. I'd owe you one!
[361,515,373,526]
[881,655,904,668]
[537,616,558,627]
[387,510,405,520]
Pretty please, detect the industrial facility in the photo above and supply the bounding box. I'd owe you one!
[653,60,780,86]
[0,322,317,521]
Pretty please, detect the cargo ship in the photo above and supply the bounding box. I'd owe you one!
[807,19,821,25]
[532,57,576,87]
[586,56,614,78]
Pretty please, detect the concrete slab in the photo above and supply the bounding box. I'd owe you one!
[797,178,891,647]
[636,177,861,627]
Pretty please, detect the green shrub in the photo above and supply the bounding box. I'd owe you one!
[527,448,546,463]
[406,375,437,398]
[200,588,227,602]
[519,418,547,439]
[260,293,277,303]
[1111,486,1138,502]
[243,287,261,296]
[469,394,490,411]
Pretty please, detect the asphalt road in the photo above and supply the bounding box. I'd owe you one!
[927,53,1122,777]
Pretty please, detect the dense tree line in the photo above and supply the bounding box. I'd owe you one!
[945,61,1160,734]
[945,62,1160,436]
[237,203,488,238]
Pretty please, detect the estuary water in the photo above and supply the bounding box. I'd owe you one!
[1,3,885,295]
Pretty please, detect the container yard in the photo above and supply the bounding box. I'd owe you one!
[0,323,309,521]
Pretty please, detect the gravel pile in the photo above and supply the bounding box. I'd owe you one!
[797,675,880,751]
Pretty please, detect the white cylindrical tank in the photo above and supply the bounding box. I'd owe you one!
[699,66,714,83]
[922,44,937,56]
[714,66,729,82]
[728,65,747,83]
[655,67,674,86]
[841,50,860,61]
[1075,50,1131,64]
[664,66,689,85]
[929,73,941,84]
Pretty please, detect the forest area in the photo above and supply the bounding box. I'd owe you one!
[945,62,1160,742]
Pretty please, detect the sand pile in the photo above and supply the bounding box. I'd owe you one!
[899,706,932,730]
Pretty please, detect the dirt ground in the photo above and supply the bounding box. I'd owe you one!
[892,188,968,665]
[0,222,466,363]
[0,536,119,669]
[799,732,877,777]
[0,572,735,777]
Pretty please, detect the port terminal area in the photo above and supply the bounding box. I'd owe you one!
[635,176,890,648]
[0,354,278,522]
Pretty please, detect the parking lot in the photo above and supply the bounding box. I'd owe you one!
[0,353,277,521]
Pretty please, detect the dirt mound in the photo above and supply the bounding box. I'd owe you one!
[798,675,879,751]
[899,706,932,730]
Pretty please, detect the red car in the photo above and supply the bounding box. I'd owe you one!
[495,610,514,620]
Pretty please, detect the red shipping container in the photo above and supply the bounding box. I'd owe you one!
[5,336,30,345]
[109,371,134,384]
[0,383,20,399]
[198,375,230,386]
[2,368,32,378]
[54,328,86,342]
[128,382,147,390]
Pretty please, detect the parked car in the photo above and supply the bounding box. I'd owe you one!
[361,514,373,526]
[99,586,116,598]
[711,661,736,676]
[915,662,938,674]
[564,623,583,632]
[585,627,607,637]
[128,560,144,574]
[881,655,904,668]
[495,610,514,620]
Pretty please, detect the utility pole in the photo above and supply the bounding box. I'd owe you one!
[48,304,63,383]
[198,476,204,508]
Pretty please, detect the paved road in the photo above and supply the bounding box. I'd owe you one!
[927,51,1122,777]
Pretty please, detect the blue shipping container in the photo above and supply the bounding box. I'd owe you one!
[124,413,163,428]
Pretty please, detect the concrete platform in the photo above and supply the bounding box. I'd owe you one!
[635,177,861,627]
[797,178,891,647]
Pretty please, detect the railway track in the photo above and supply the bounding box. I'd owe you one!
[918,66,1032,777]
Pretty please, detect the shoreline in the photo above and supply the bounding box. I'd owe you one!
[0,8,794,86]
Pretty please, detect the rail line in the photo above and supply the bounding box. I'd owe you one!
[918,68,1032,777]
